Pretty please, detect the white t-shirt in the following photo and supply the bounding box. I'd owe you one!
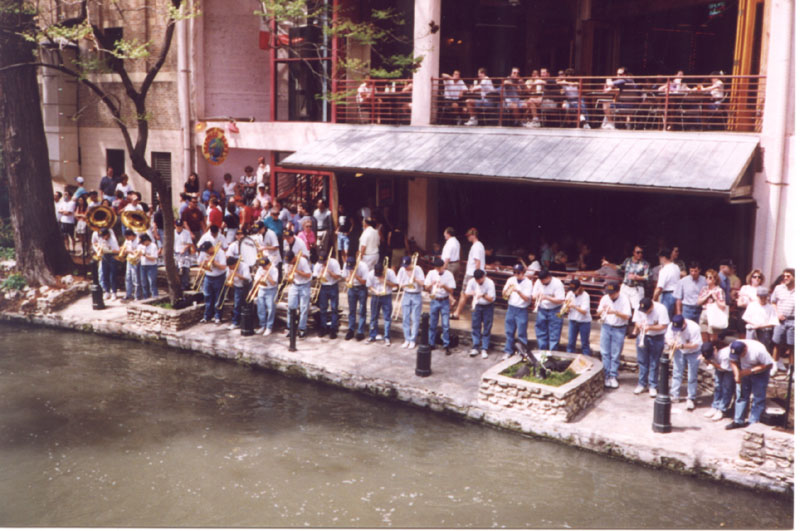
[343,261,370,287]
[503,276,533,309]
[598,293,632,327]
[284,237,308,259]
[240,174,257,188]
[525,260,542,279]
[197,231,226,251]
[291,257,312,285]
[58,199,76,224]
[465,277,495,306]
[312,259,342,286]
[657,262,681,293]
[633,302,670,336]
[256,163,270,183]
[198,248,227,277]
[466,241,485,276]
[261,229,281,266]
[366,269,398,294]
[222,182,236,197]
[742,301,780,330]
[441,237,461,264]
[444,78,468,100]
[255,265,279,292]
[425,269,456,299]
[533,277,566,310]
[734,340,773,370]
[568,291,592,323]
[115,182,133,195]
[228,261,252,288]
[123,203,144,212]
[665,320,702,354]
[139,242,159,266]
[396,266,425,294]
[174,229,194,254]
[359,226,380,255]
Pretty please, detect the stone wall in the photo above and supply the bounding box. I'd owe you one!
[478,353,605,422]
[736,423,794,491]
[126,298,205,332]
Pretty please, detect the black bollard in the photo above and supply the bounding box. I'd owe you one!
[652,352,672,433]
[240,302,255,336]
[91,261,105,310]
[288,308,298,352]
[416,312,432,377]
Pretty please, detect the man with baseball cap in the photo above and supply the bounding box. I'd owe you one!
[597,282,631,389]
[565,279,592,356]
[533,268,566,351]
[425,257,456,353]
[73,176,87,200]
[502,263,533,359]
[396,255,426,349]
[464,269,494,358]
[666,314,702,410]
[632,297,669,397]
[452,227,485,320]
[700,341,735,421]
[742,286,779,348]
[724,340,773,429]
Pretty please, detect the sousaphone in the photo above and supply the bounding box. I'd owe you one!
[120,209,151,233]
[86,205,118,231]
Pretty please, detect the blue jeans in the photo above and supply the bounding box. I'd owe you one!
[712,369,735,412]
[636,334,665,389]
[370,294,392,340]
[504,305,529,354]
[203,274,225,320]
[671,350,701,400]
[318,284,339,329]
[682,304,701,323]
[661,291,676,320]
[231,284,248,326]
[402,292,422,343]
[256,287,277,329]
[100,255,117,294]
[567,320,592,355]
[535,306,563,351]
[472,303,494,350]
[337,232,349,251]
[140,264,158,299]
[288,282,311,331]
[429,298,451,347]
[347,285,367,334]
[734,370,770,425]
[125,262,140,300]
[600,324,626,379]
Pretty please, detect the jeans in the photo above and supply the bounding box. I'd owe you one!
[203,274,225,320]
[567,320,592,355]
[231,284,248,326]
[660,291,676,320]
[600,324,626,379]
[712,369,735,412]
[318,284,339,330]
[636,334,665,389]
[429,298,451,347]
[125,262,140,300]
[337,232,348,251]
[682,304,701,323]
[100,255,117,294]
[734,370,770,425]
[288,282,311,331]
[472,303,494,351]
[256,287,277,330]
[670,350,701,400]
[347,285,367,334]
[504,305,529,354]
[140,264,158,299]
[402,292,422,343]
[370,294,392,340]
[535,306,563,351]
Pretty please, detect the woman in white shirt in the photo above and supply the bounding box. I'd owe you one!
[737,269,765,308]
[58,191,77,253]
[115,174,133,196]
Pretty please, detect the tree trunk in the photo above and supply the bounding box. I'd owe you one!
[0,2,74,286]
[153,179,182,304]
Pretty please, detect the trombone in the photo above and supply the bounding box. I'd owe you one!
[310,246,334,304]
[345,249,363,289]
[275,251,302,303]
[192,242,222,291]
[246,262,274,304]
[502,279,516,301]
[557,291,575,318]
[216,256,243,310]
[391,252,418,321]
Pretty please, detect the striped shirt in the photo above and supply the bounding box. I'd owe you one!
[770,284,795,318]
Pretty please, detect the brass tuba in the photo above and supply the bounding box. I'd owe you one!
[120,210,151,233]
[86,205,118,232]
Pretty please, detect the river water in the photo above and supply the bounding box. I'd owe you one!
[0,324,792,528]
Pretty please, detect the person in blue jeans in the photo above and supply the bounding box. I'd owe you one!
[96,228,120,300]
[565,279,592,356]
[598,283,632,389]
[425,258,457,353]
[253,258,279,335]
[225,255,252,330]
[343,255,369,341]
[725,340,774,430]
[465,269,495,359]
[313,250,343,339]
[666,314,703,410]
[700,341,735,421]
[533,269,566,351]
[120,230,140,301]
[502,263,533,358]
[632,297,669,397]
[397,255,425,349]
[197,241,228,324]
[137,234,159,299]
[366,261,397,346]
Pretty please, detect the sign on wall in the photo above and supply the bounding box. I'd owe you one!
[202,127,229,165]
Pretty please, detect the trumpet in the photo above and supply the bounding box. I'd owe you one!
[392,252,418,321]
[637,322,648,348]
[557,291,575,318]
[599,303,610,320]
[246,263,273,304]
[216,256,243,310]
[379,256,390,296]
[345,250,363,289]
[192,242,222,291]
[275,251,302,303]
[502,279,516,300]
[311,246,334,304]
[126,248,143,265]
[533,292,544,312]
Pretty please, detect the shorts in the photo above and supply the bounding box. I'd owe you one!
[60,222,75,237]
[699,309,726,335]
[337,232,349,251]
[476,99,496,110]
[772,319,795,346]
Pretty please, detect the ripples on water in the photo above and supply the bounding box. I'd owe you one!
[0,324,793,528]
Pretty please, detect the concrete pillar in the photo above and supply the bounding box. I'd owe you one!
[410,0,441,126]
[407,177,438,251]
[41,48,80,186]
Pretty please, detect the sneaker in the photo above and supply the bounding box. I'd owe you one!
[704,409,717,418]
[649,388,657,398]
[110,293,117,301]
[199,318,208,324]
[298,330,306,338]
[366,337,376,344]
[503,352,512,360]
[213,318,221,324]
[770,364,778,377]
[481,350,489,359]
[407,342,416,350]
[355,332,365,341]
[402,341,409,349]
[633,385,645,395]
[345,329,355,340]
[376,334,383,341]
[384,338,391,346]
[582,121,591,129]
[227,324,237,330]
[604,378,611,388]
[470,348,479,357]
[465,116,478,126]
[609,378,619,389]
[522,121,534,128]
[264,328,272,336]
[103,292,111,300]
[710,410,724,421]
[601,122,616,130]
[254,326,267,335]
[686,399,695,411]
[725,421,747,430]
[777,360,787,372]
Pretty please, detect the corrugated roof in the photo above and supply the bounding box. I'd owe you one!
[281,125,760,196]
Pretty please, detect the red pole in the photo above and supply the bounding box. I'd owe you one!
[331,0,338,124]
[663,86,669,130]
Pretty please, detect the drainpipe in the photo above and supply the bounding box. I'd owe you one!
[177,10,192,183]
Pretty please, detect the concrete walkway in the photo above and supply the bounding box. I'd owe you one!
[1,294,793,496]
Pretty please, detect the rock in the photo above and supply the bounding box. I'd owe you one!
[61,275,74,286]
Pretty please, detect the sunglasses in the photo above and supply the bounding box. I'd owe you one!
[752,275,763,279]
[634,250,643,254]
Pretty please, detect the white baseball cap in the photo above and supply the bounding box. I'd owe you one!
[76,176,85,183]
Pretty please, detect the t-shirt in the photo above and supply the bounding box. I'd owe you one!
[425,269,456,299]
[198,248,227,277]
[503,276,533,309]
[181,207,205,232]
[207,206,223,228]
[284,237,308,258]
[444,79,467,100]
[441,237,461,264]
[313,208,333,232]
[770,284,795,318]
[57,199,76,224]
[525,260,542,279]
[657,262,681,292]
[290,257,312,285]
[598,294,632,327]
[262,229,281,266]
[222,182,236,197]
[139,242,159,266]
[742,301,780,330]
[465,277,495,306]
[734,340,773,371]
[465,241,485,276]
[633,302,670,336]
[665,320,702,354]
[674,275,707,306]
[366,269,398,294]
[255,265,279,292]
[123,203,143,212]
[568,291,592,323]
[116,182,133,196]
[359,226,380,255]
[343,261,370,287]
[228,260,252,288]
[312,258,342,286]
[173,229,193,254]
[532,277,565,310]
[396,266,425,294]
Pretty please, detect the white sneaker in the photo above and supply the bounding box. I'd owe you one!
[227,324,237,330]
[704,409,717,418]
[376,334,383,341]
[103,292,111,300]
[649,388,657,398]
[633,385,645,394]
[255,327,266,335]
[770,364,778,376]
[710,410,724,421]
[199,318,208,324]
[601,122,616,130]
[401,341,409,349]
[686,399,695,411]
[110,293,117,301]
[604,378,611,388]
[503,352,512,360]
[609,378,619,389]
[777,360,787,372]
[465,116,478,126]
[469,348,479,357]
[366,337,375,344]
[407,342,416,350]
[481,350,489,359]
[384,339,391,346]
[264,328,272,336]
[214,318,221,324]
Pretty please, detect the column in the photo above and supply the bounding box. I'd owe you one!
[407,177,438,251]
[410,0,442,126]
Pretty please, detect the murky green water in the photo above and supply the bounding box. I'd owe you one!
[0,324,792,528]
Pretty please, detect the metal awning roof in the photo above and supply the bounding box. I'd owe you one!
[280,125,760,197]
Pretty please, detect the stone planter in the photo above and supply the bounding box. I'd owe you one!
[478,352,605,422]
[126,296,205,332]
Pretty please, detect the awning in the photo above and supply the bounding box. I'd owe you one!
[280,125,760,197]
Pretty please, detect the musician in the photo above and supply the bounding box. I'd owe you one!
[452,228,485,320]
[533,269,566,351]
[502,263,533,360]
[287,248,313,338]
[96,228,120,300]
[724,340,773,430]
[198,241,227,324]
[700,341,735,421]
[343,255,369,341]
[121,229,140,301]
[653,249,681,319]
[197,224,226,252]
[359,217,380,270]
[464,269,495,358]
[253,258,279,335]
[632,297,669,397]
[441,227,461,278]
[312,250,342,339]
[223,255,252,330]
[366,261,397,346]
[597,283,631,389]
[425,258,457,353]
[283,229,308,260]
[225,230,246,259]
[397,255,425,350]
[137,234,159,299]
[565,279,592,356]
[173,221,196,290]
[665,315,703,410]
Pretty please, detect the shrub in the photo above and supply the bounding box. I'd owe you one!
[0,218,13,248]
[1,273,26,291]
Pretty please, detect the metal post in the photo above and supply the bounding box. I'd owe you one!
[652,352,672,433]
[784,363,793,429]
[241,301,255,337]
[288,308,297,352]
[416,312,432,377]
[91,260,105,310]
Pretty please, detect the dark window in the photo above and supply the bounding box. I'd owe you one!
[150,152,171,204]
[106,149,125,178]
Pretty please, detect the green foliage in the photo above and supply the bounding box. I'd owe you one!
[501,363,578,387]
[111,38,151,60]
[0,219,13,248]
[1,273,26,291]
[0,248,14,261]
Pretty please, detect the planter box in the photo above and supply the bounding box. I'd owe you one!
[126,296,205,332]
[478,352,605,422]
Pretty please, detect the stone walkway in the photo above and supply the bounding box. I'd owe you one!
[1,294,793,496]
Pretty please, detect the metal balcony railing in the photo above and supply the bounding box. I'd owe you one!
[332,79,414,125]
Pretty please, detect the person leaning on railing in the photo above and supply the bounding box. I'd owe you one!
[440,70,468,125]
[464,67,497,126]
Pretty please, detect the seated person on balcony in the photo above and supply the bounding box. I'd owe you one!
[441,70,468,124]
[557,68,589,128]
[465,67,497,126]
[356,74,378,123]
[524,67,558,128]
[500,67,525,126]
[523,69,543,124]
[601,66,636,130]
[693,71,726,121]
[657,71,689,95]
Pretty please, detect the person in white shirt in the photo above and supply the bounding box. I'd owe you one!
[312,199,333,256]
[57,190,77,253]
[283,230,308,261]
[397,255,426,349]
[440,70,468,124]
[253,258,279,335]
[452,227,485,320]
[120,229,141,301]
[222,173,236,210]
[223,255,253,330]
[565,279,592,356]
[240,166,258,203]
[96,228,120,299]
[725,340,773,429]
[260,226,282,282]
[226,230,246,259]
[425,258,457,352]
[313,250,342,339]
[197,224,227,252]
[533,269,566,351]
[464,269,495,358]
[523,251,542,280]
[653,249,681,319]
[742,286,779,347]
[440,227,461,279]
[632,297,669,397]
[770,268,794,375]
[173,221,196,290]
[358,218,380,270]
[115,174,133,196]
[674,261,706,323]
[597,283,632,389]
[256,156,270,186]
[366,261,398,346]
[255,183,271,208]
[502,263,533,359]
[197,241,228,324]
[666,315,703,410]
[700,341,735,421]
[287,249,313,338]
[137,233,160,299]
[123,192,144,212]
[343,254,370,341]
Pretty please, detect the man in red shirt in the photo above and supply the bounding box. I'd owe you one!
[237,196,254,232]
[207,196,223,228]
[181,196,206,241]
